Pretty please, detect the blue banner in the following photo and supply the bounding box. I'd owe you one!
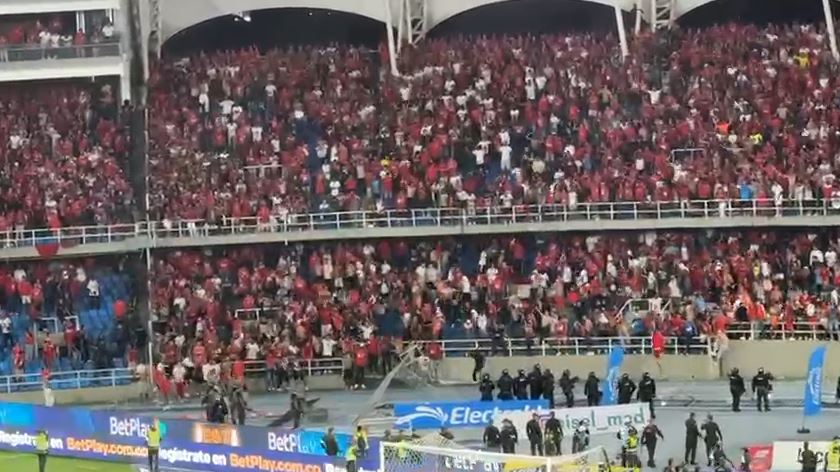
[602,346,625,405]
[0,402,380,472]
[803,345,827,417]
[393,399,547,429]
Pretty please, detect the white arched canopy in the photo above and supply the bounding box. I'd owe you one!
[160,0,661,42]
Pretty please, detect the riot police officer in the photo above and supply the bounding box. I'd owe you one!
[514,369,530,400]
[542,369,556,408]
[617,373,637,404]
[702,414,724,466]
[559,370,578,407]
[684,412,701,465]
[544,411,563,455]
[483,421,501,452]
[529,364,544,400]
[479,373,495,401]
[729,368,745,412]
[638,372,657,418]
[641,418,664,468]
[500,419,519,454]
[497,369,514,400]
[751,368,773,412]
[584,372,601,406]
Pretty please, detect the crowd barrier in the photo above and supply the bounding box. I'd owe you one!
[0,402,380,472]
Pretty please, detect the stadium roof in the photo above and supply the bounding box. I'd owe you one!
[160,0,721,42]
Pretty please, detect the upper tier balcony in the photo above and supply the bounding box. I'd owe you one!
[0,198,837,260]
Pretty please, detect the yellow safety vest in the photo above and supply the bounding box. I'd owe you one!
[625,436,639,453]
[35,433,49,453]
[826,451,840,472]
[397,440,408,459]
[146,429,161,449]
[346,445,357,462]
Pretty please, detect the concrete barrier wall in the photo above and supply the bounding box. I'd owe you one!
[0,383,147,405]
[439,353,718,382]
[722,341,840,379]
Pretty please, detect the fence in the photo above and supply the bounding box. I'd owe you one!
[0,41,121,63]
[1,198,838,250]
[0,367,134,394]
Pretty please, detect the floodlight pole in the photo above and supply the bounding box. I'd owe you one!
[822,0,840,61]
[383,0,400,76]
[615,6,629,61]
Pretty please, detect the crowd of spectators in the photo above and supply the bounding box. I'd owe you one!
[0,256,139,378]
[0,81,134,239]
[0,12,117,61]
[146,227,840,389]
[144,22,840,227]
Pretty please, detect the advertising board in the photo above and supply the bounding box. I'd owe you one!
[771,441,833,471]
[393,400,547,429]
[496,403,651,437]
[0,402,380,472]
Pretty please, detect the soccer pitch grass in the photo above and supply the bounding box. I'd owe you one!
[0,451,135,471]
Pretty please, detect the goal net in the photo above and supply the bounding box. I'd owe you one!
[381,439,612,472]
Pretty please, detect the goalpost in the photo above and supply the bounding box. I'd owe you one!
[380,440,613,472]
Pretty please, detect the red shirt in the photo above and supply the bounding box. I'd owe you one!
[232,359,245,381]
[426,342,442,360]
[354,345,368,367]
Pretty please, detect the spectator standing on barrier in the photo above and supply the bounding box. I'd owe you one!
[35,429,49,472]
[483,421,501,452]
[702,414,723,466]
[544,412,563,455]
[585,372,601,406]
[321,428,339,457]
[479,374,495,401]
[618,374,636,404]
[799,441,818,472]
[729,369,746,412]
[641,418,664,468]
[470,348,485,382]
[559,370,578,407]
[146,420,161,472]
[514,369,529,400]
[751,368,773,412]
[353,343,368,390]
[526,412,544,456]
[497,369,514,400]
[500,419,519,454]
[684,412,700,465]
[638,373,656,418]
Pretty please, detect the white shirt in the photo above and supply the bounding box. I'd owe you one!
[220,100,234,115]
[102,25,114,38]
[87,279,100,297]
[246,342,260,360]
[0,317,10,334]
[322,338,336,357]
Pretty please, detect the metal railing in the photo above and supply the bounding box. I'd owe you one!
[0,41,121,63]
[0,367,135,394]
[0,198,837,250]
[0,335,712,393]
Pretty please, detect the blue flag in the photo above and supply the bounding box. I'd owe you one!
[803,345,827,417]
[603,346,625,405]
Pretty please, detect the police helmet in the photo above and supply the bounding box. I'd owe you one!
[482,373,490,380]
[758,367,764,374]
[621,373,629,379]
[518,369,526,375]
[502,369,509,375]
[642,372,650,378]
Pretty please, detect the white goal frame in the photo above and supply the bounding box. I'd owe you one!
[380,440,612,472]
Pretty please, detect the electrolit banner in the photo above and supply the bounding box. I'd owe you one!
[0,402,380,472]
[393,400,547,429]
